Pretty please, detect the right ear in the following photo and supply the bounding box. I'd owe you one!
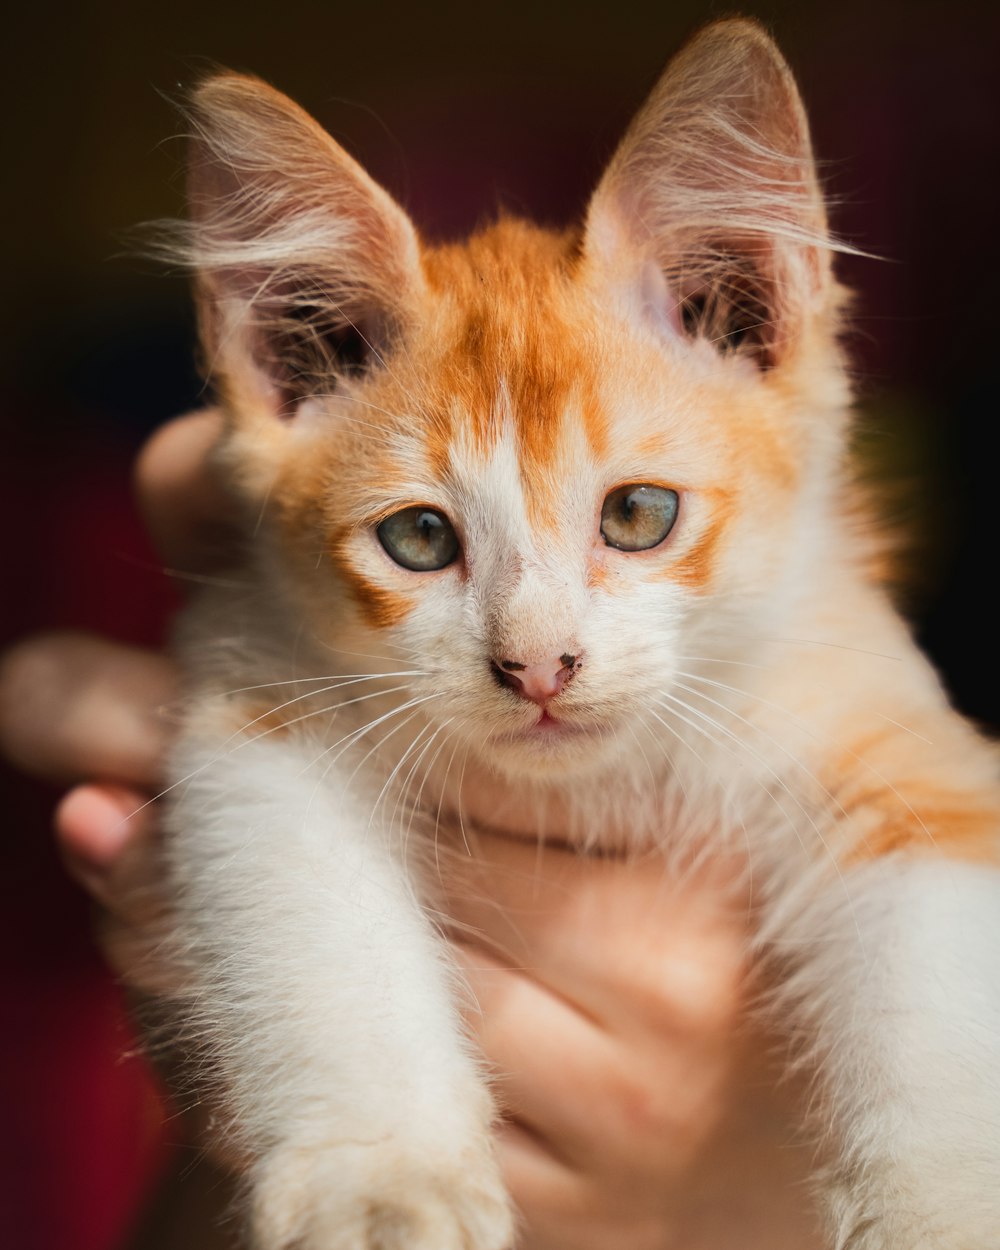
[181,74,424,423]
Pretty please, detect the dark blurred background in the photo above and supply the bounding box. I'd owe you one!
[2,2,998,1247]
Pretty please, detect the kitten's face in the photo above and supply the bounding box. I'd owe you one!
[187,39,844,786]
[251,220,836,782]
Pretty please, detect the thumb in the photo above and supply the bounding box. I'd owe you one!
[56,784,178,994]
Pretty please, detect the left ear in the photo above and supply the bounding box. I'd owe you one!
[585,19,834,368]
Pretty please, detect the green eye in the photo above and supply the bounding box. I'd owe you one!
[600,484,679,552]
[377,507,460,571]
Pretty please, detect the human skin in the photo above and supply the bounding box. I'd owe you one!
[0,411,823,1249]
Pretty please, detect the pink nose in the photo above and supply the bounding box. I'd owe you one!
[492,653,580,704]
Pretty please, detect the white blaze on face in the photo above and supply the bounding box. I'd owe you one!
[444,397,588,669]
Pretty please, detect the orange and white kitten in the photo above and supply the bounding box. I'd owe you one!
[160,19,1000,1250]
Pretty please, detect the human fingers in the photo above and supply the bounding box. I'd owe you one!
[1,412,226,787]
[0,632,178,787]
[56,782,179,996]
[440,834,748,1036]
[56,782,150,893]
[451,934,743,1250]
[494,1123,674,1250]
[133,407,239,572]
[444,842,822,1249]
[454,929,738,1176]
[442,839,749,1244]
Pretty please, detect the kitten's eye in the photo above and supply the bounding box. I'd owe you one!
[377,507,460,571]
[600,484,679,552]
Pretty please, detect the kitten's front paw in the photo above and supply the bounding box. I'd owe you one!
[251,1137,515,1250]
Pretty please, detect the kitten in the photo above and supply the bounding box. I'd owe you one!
[158,17,1000,1249]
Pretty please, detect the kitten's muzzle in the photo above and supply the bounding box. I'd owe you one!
[490,653,581,704]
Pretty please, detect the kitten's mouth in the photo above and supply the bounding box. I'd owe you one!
[505,708,592,741]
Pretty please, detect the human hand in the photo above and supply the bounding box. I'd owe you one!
[0,411,822,1249]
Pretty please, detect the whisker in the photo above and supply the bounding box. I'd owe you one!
[298,694,446,835]
[432,732,472,867]
[159,568,252,590]
[398,717,455,829]
[622,715,665,795]
[653,690,863,937]
[674,676,854,827]
[304,692,443,778]
[454,743,474,859]
[675,668,939,853]
[368,720,438,834]
[395,719,457,866]
[651,694,818,878]
[128,679,428,830]
[234,676,422,741]
[767,636,903,663]
[216,668,423,702]
[631,704,700,814]
[677,667,933,747]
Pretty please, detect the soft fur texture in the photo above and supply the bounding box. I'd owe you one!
[158,19,1000,1249]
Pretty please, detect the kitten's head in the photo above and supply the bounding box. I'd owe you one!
[177,20,853,783]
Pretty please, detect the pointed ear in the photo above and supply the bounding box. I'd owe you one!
[585,20,835,368]
[180,74,424,419]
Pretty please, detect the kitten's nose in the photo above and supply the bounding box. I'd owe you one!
[491,653,581,704]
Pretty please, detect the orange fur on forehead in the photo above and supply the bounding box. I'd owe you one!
[263,214,814,614]
[420,219,609,496]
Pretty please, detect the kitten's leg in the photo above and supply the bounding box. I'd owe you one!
[780,859,1000,1249]
[165,730,513,1250]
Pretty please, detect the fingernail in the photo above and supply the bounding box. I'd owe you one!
[55,785,148,889]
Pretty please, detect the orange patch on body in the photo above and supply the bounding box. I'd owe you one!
[842,796,1000,866]
[825,729,1000,866]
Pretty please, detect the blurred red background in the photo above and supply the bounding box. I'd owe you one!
[2,1,999,1247]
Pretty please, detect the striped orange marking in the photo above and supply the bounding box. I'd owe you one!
[843,798,1000,865]
[652,491,733,591]
[422,219,608,524]
[329,527,414,630]
[826,731,1000,866]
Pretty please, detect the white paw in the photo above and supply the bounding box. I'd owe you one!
[251,1137,515,1250]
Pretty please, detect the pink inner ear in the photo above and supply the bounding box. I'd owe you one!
[639,258,683,339]
[585,202,682,343]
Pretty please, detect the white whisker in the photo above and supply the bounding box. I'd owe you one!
[675,668,940,853]
[653,689,862,939]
